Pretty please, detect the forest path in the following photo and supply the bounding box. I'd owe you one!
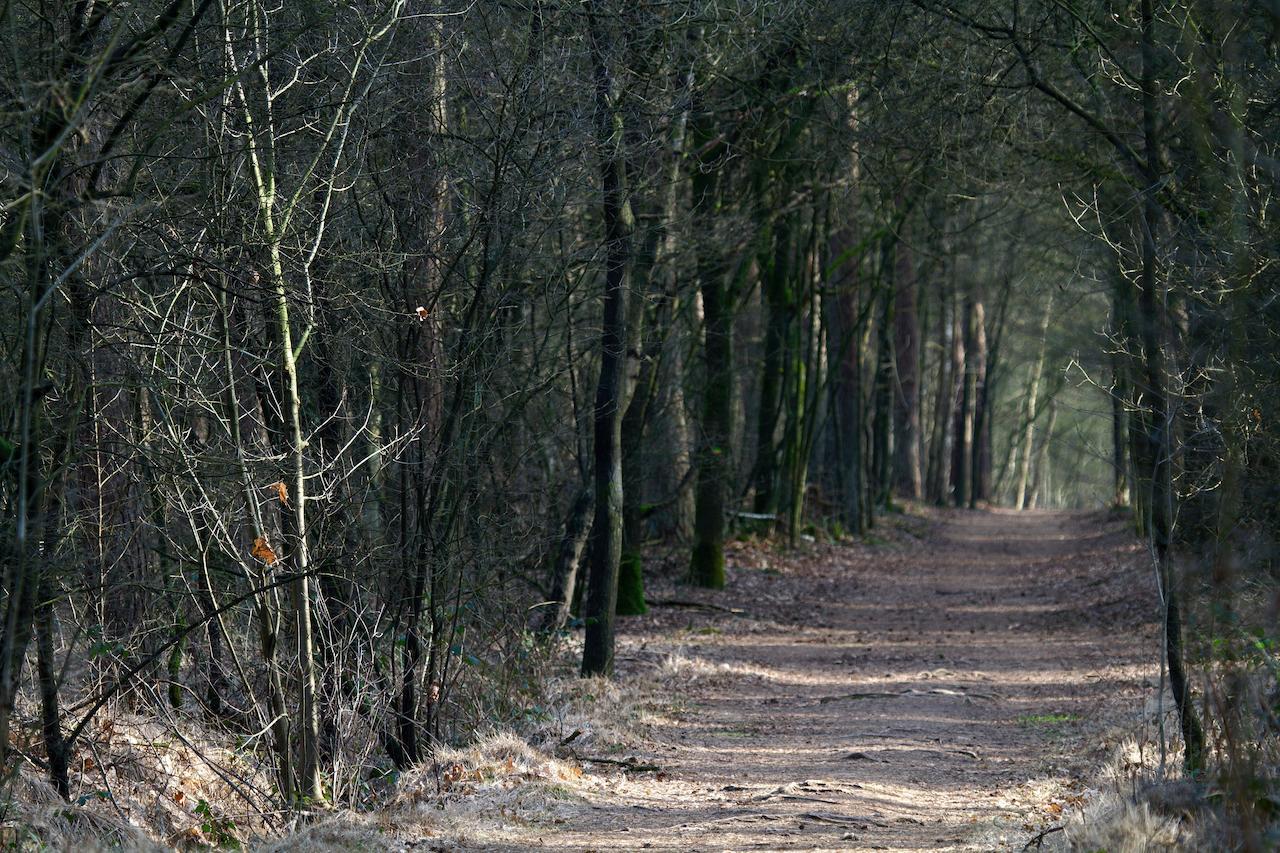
[486,508,1157,851]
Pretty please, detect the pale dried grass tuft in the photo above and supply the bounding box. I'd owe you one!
[1054,735,1213,851]
[261,647,675,850]
[4,712,278,850]
[1062,798,1195,852]
[657,649,768,687]
[4,767,165,852]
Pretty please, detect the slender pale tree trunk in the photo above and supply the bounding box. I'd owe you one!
[542,487,595,632]
[946,284,966,503]
[966,289,988,507]
[1110,352,1130,507]
[217,289,294,798]
[268,240,324,803]
[892,232,922,500]
[1015,295,1052,511]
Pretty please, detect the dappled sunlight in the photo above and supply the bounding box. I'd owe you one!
[258,510,1167,850]
[411,509,1163,850]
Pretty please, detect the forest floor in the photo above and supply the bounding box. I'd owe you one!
[395,506,1165,852]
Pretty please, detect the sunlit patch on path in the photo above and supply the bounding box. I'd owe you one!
[442,508,1157,851]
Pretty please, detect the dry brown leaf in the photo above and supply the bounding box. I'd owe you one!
[269,481,289,506]
[443,762,465,786]
[252,536,278,566]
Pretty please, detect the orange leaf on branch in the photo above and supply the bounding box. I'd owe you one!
[252,536,278,566]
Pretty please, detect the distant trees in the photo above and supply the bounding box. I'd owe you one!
[919,0,1279,839]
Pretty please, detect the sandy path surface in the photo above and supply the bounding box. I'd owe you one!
[484,508,1159,851]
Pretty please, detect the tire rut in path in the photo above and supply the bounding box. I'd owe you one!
[519,509,1156,851]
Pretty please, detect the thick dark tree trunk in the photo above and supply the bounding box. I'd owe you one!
[828,285,865,535]
[581,3,633,676]
[752,216,792,516]
[687,91,733,588]
[871,280,894,513]
[1137,0,1203,772]
[618,351,656,616]
[691,266,733,587]
[34,579,69,798]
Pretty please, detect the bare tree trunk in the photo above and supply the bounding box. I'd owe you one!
[871,273,894,513]
[1015,296,1052,511]
[1138,0,1203,772]
[541,487,595,632]
[925,278,953,505]
[270,246,324,803]
[1028,399,1057,509]
[966,288,988,508]
[1110,352,1130,507]
[752,215,791,515]
[581,1,633,675]
[660,315,696,542]
[824,144,866,535]
[891,233,922,501]
[946,285,967,504]
[34,577,69,798]
[217,289,294,798]
[952,294,975,507]
[687,86,733,587]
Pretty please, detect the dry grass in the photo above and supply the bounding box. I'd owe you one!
[1,637,675,851]
[1049,718,1280,851]
[260,661,678,851]
[3,712,280,850]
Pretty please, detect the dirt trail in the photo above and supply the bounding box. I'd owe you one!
[493,508,1159,851]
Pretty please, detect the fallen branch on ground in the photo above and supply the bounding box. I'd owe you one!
[1022,825,1064,849]
[817,687,998,703]
[570,754,662,772]
[651,599,747,615]
[801,812,890,828]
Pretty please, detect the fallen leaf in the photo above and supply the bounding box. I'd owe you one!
[442,762,465,786]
